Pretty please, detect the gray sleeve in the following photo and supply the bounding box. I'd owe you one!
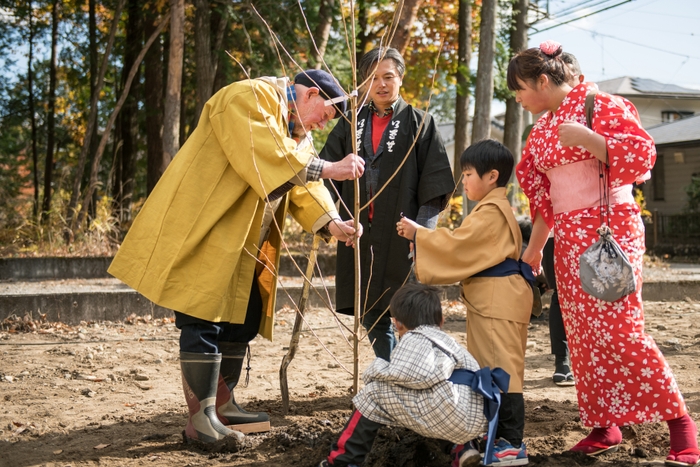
[415,197,443,229]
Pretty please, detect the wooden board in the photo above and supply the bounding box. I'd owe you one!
[226,421,271,434]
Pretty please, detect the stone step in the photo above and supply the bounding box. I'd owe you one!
[0,255,336,281]
[1,275,697,325]
[0,277,461,325]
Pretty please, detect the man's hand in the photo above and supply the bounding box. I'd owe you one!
[328,218,363,247]
[522,244,543,276]
[321,154,365,181]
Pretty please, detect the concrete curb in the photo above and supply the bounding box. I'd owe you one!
[3,281,696,325]
[2,257,699,325]
[0,284,464,325]
[0,257,115,280]
[0,255,336,280]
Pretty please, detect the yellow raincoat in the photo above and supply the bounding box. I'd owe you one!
[108,78,337,341]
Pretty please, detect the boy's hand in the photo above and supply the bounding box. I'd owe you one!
[396,217,419,241]
[522,244,543,275]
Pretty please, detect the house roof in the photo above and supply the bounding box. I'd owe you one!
[647,114,700,145]
[597,77,700,99]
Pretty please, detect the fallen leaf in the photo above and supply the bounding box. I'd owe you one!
[76,374,97,381]
[93,443,110,450]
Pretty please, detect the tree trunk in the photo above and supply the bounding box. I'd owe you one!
[194,0,213,124]
[145,1,165,194]
[210,4,228,94]
[77,13,170,229]
[356,0,370,66]
[503,0,529,168]
[180,71,188,144]
[453,0,472,184]
[41,0,59,222]
[163,0,184,169]
[389,0,423,55]
[471,0,497,143]
[310,0,335,69]
[86,0,99,217]
[66,0,125,232]
[114,0,142,223]
[27,5,39,220]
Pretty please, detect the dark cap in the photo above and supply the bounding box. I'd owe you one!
[294,69,346,118]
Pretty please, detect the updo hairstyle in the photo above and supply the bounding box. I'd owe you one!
[507,41,569,91]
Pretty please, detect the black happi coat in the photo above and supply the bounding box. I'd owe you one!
[319,98,455,315]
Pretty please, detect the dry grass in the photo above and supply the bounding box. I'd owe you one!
[0,191,120,258]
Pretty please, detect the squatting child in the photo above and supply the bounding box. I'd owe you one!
[397,139,533,466]
[319,283,510,467]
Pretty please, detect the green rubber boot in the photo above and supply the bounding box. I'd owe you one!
[215,342,270,426]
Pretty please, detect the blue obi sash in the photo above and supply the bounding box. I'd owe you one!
[473,258,535,284]
[449,367,511,466]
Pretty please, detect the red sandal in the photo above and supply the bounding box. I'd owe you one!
[666,448,700,467]
[570,439,620,456]
[570,427,622,457]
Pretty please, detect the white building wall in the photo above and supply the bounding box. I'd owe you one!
[626,97,700,128]
[644,145,700,215]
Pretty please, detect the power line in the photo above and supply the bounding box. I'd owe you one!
[569,24,700,60]
[529,0,622,27]
[554,0,615,18]
[531,0,634,33]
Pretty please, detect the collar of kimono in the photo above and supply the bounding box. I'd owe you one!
[369,98,398,117]
[286,85,297,136]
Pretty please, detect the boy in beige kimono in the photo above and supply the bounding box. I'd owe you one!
[397,139,533,466]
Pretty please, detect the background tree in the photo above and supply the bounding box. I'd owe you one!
[145,0,165,194]
[453,0,473,184]
[27,2,40,219]
[113,0,143,223]
[162,0,184,168]
[0,0,495,253]
[41,0,59,221]
[471,0,496,143]
[66,0,126,233]
[309,0,335,69]
[194,0,213,124]
[389,0,423,55]
[502,0,528,169]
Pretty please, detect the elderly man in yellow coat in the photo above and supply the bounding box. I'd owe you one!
[108,69,364,443]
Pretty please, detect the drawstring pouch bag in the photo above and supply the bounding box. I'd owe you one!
[578,91,636,302]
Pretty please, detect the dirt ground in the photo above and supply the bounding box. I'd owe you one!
[2,296,700,467]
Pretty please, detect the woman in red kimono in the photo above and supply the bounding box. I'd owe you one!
[509,41,699,467]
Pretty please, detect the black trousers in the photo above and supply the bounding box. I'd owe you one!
[327,410,383,466]
[496,393,525,447]
[175,274,263,353]
[542,238,568,358]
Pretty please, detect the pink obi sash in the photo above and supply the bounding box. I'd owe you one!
[547,159,634,214]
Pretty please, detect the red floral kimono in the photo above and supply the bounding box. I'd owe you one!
[517,83,687,427]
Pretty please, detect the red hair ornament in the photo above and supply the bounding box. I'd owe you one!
[539,40,562,57]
